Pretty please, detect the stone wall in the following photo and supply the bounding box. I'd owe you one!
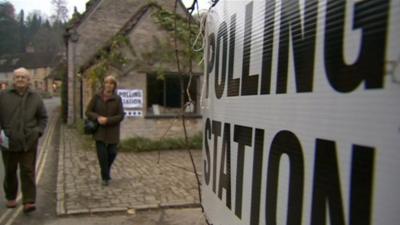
[83,70,202,140]
[120,66,202,140]
[68,0,190,124]
[75,0,203,137]
[118,7,203,140]
[31,67,50,91]
[75,0,187,69]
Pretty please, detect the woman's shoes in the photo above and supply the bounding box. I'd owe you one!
[101,180,109,186]
[5,200,17,208]
[23,203,36,213]
[5,200,36,213]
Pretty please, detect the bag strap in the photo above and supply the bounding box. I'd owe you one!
[87,95,98,121]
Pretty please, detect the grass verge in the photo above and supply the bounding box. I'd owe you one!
[119,132,202,152]
[74,119,202,152]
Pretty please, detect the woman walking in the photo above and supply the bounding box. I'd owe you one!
[86,75,124,186]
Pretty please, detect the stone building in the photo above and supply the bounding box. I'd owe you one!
[65,0,203,140]
[0,52,62,95]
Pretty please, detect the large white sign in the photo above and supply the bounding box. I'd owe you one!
[202,1,400,225]
[117,89,143,108]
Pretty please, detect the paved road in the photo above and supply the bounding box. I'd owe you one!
[0,97,60,220]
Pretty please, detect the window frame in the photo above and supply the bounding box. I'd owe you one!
[145,72,201,118]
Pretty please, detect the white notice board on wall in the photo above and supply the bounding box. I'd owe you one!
[117,89,143,108]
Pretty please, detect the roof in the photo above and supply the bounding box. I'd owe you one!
[0,52,62,72]
[80,2,197,72]
[67,0,190,70]
[66,0,102,29]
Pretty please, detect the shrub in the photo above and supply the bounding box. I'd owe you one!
[120,132,202,152]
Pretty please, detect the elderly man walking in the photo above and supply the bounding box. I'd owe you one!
[0,67,47,213]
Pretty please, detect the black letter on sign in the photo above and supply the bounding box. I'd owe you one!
[212,120,222,193]
[311,140,376,225]
[350,145,375,225]
[218,123,232,209]
[215,22,228,99]
[206,33,215,98]
[276,0,317,93]
[324,0,389,92]
[266,130,304,225]
[228,14,240,97]
[204,118,211,185]
[311,139,345,225]
[260,0,275,95]
[241,1,259,96]
[233,125,252,219]
[250,129,265,225]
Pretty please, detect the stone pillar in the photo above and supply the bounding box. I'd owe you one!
[67,29,80,125]
[67,40,76,125]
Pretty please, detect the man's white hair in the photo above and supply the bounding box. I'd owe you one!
[13,67,32,80]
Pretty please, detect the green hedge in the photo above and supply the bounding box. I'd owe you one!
[119,132,202,152]
[74,120,202,152]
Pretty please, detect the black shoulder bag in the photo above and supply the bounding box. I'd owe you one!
[84,97,99,135]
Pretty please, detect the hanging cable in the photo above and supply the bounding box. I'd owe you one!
[174,1,210,224]
[211,0,220,7]
[191,12,206,53]
[152,1,211,224]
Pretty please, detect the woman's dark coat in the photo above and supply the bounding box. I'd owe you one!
[85,92,124,144]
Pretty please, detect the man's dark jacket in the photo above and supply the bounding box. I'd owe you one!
[0,88,48,151]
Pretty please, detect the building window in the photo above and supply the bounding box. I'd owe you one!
[147,73,198,116]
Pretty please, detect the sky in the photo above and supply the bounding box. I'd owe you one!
[6,0,87,18]
[5,0,211,19]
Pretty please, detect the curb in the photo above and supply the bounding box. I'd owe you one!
[56,124,66,215]
[58,203,202,216]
